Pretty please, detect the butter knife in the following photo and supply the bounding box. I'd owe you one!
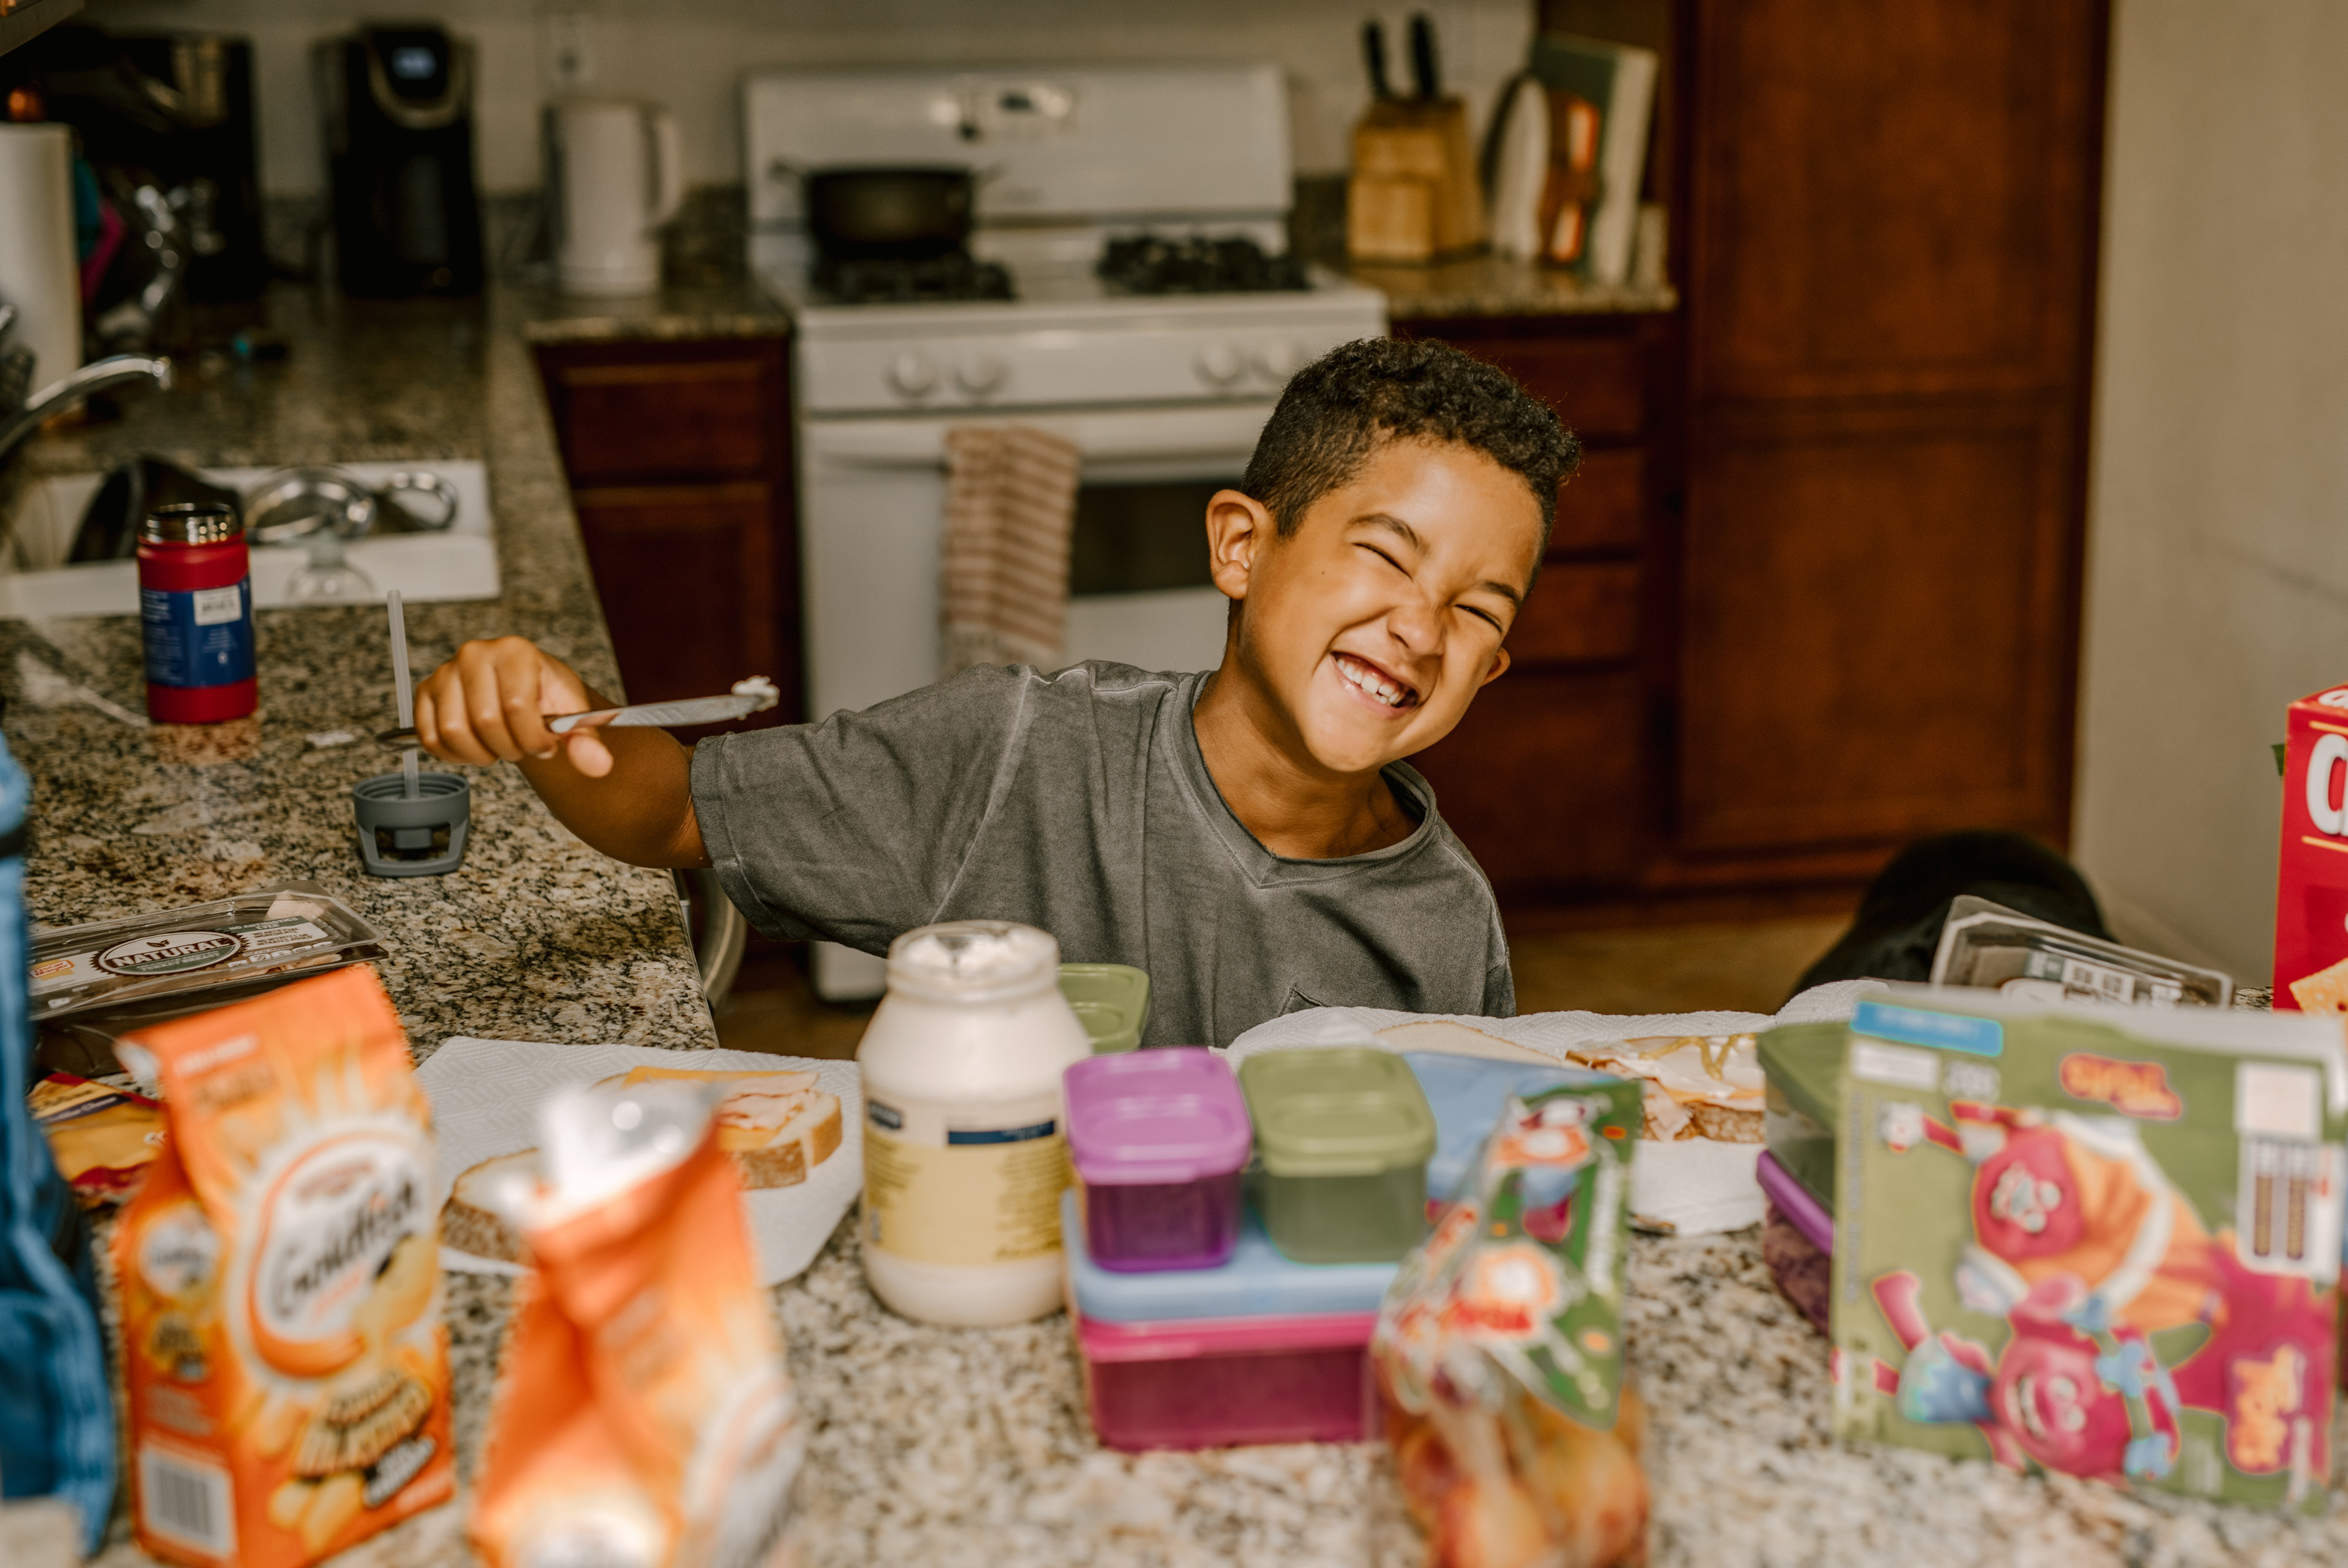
[377,675,780,748]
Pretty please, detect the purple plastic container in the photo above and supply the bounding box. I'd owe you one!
[1066,1047,1251,1273]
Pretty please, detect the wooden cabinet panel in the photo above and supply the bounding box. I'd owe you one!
[1460,334,1647,439]
[1412,671,1651,893]
[1688,0,2106,401]
[1509,562,1641,668]
[548,357,772,484]
[571,482,784,715]
[1552,447,1645,555]
[1675,402,2078,851]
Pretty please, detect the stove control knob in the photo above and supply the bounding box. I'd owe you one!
[886,352,939,399]
[1253,339,1305,381]
[1195,342,1243,387]
[954,355,1006,396]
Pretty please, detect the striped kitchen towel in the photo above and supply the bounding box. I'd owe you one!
[940,424,1082,679]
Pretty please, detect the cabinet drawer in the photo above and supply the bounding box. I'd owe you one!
[1465,336,1646,440]
[1551,447,1645,554]
[1508,562,1641,667]
[551,359,772,483]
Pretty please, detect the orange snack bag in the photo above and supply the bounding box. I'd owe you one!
[112,965,454,1568]
[471,1079,804,1568]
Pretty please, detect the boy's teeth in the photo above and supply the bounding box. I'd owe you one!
[1339,657,1411,708]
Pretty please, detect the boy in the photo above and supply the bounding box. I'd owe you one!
[415,338,1578,1045]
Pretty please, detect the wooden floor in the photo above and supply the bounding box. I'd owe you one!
[713,914,1851,1059]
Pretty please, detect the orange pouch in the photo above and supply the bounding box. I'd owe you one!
[471,1085,803,1568]
[112,965,454,1568]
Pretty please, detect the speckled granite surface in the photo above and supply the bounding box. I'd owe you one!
[513,279,789,347]
[3,285,712,1057]
[1356,255,1679,322]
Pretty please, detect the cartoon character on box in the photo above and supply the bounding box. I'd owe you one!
[1869,1268,2185,1482]
[1939,1104,2217,1335]
[1870,1097,2337,1487]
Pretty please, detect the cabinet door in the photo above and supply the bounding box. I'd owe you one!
[1675,401,2079,851]
[1412,671,1652,895]
[545,355,774,484]
[570,483,778,708]
[1688,0,2107,402]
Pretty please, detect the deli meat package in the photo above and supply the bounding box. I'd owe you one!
[1375,1071,1649,1568]
[471,1077,804,1568]
[1830,990,2346,1510]
[113,965,454,1568]
[2278,681,2348,1012]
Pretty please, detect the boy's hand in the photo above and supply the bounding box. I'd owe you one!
[416,637,618,777]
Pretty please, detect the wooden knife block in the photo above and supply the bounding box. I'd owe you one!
[1348,98,1487,263]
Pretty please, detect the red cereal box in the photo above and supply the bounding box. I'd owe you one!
[2276,683,2348,1012]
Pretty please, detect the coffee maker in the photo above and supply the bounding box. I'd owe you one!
[314,24,484,298]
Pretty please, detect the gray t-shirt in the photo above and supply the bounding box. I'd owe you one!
[691,661,1513,1046]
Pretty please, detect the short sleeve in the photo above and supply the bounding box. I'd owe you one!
[690,665,1033,952]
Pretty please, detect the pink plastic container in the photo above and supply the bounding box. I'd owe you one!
[1066,1048,1251,1272]
[1757,1148,1832,1334]
[1075,1308,1380,1451]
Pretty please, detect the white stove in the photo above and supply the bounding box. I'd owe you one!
[743,64,1388,996]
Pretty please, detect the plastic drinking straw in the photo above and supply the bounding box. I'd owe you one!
[387,590,419,799]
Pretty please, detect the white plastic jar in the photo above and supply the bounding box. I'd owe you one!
[856,920,1093,1325]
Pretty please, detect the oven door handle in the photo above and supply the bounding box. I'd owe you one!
[799,407,1275,470]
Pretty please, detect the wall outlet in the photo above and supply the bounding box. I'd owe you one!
[538,9,596,92]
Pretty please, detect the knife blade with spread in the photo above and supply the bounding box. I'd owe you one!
[376,675,781,748]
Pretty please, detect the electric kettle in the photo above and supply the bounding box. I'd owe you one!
[544,96,684,297]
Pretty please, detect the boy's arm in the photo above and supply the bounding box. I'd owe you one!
[413,637,709,868]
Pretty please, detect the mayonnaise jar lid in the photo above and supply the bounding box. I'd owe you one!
[885,920,1061,1004]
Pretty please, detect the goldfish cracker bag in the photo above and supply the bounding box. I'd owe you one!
[472,1078,804,1568]
[1375,1074,1649,1568]
[112,965,454,1568]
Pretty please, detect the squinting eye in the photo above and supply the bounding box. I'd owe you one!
[1464,606,1504,633]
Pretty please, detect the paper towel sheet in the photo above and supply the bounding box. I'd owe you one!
[1224,981,1885,1236]
[416,1037,863,1286]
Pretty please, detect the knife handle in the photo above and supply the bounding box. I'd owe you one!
[1362,19,1391,102]
[1409,12,1440,102]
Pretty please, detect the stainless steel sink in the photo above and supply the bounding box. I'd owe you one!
[0,459,498,618]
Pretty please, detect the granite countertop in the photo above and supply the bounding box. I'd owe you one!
[1349,254,1679,322]
[16,283,2347,1568]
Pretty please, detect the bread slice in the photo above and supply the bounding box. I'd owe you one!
[440,1150,536,1263]
[603,1066,843,1191]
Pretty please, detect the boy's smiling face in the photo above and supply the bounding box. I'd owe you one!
[1207,435,1546,778]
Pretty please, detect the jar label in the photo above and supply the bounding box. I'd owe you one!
[861,1089,1070,1266]
[141,578,254,689]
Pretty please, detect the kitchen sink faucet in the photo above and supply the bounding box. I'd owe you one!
[0,355,177,476]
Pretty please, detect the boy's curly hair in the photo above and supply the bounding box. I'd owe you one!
[1240,337,1581,556]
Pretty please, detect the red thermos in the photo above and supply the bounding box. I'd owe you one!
[138,502,257,723]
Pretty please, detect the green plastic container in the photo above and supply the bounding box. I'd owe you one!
[1058,963,1152,1054]
[1756,1021,1843,1212]
[1239,1047,1436,1263]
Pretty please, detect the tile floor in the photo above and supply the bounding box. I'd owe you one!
[713,914,1852,1059]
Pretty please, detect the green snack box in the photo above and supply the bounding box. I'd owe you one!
[1240,1047,1437,1263]
[1759,1021,1843,1212]
[1057,963,1151,1055]
[1829,988,2347,1511]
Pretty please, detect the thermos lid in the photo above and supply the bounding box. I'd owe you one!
[141,502,243,546]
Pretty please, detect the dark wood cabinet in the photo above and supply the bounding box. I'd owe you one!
[535,337,805,728]
[1413,0,2107,920]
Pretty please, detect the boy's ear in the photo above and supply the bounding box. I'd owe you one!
[1204,489,1275,603]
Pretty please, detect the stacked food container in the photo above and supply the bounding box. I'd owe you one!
[1061,1043,1614,1451]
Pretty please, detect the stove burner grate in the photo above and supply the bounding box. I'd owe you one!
[814,253,1016,305]
[1095,235,1308,296]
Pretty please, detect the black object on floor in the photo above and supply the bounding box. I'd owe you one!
[1791,830,2110,999]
